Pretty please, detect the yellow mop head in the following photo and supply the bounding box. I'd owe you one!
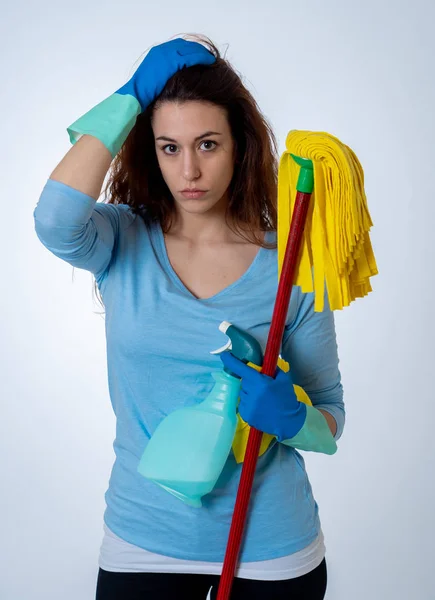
[278,130,378,312]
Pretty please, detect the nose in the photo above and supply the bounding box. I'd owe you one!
[182,150,201,182]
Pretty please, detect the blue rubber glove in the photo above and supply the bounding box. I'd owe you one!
[219,352,307,442]
[67,38,216,158]
[115,38,216,112]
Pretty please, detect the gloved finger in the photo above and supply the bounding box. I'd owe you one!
[275,366,293,383]
[170,38,216,63]
[219,351,261,381]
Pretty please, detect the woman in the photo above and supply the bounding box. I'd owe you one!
[34,35,344,600]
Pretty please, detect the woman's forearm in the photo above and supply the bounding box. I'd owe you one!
[318,409,337,437]
[49,134,113,200]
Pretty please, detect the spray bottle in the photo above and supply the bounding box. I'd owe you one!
[137,321,263,507]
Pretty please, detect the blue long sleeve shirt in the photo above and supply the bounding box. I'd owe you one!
[33,178,345,562]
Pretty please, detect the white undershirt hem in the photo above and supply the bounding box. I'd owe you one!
[98,522,326,581]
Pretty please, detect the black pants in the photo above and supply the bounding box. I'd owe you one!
[96,557,327,599]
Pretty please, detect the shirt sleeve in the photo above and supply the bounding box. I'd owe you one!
[281,285,345,440]
[33,178,135,280]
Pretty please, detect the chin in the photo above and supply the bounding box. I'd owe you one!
[181,203,217,214]
[176,196,219,211]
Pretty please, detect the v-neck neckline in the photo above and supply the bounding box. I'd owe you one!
[153,224,273,302]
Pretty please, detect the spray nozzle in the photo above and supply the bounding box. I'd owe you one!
[210,321,263,377]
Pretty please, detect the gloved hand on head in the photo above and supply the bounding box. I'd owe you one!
[67,38,216,158]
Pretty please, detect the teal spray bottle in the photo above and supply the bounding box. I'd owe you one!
[137,321,263,507]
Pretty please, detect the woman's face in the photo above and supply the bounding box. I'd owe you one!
[151,100,236,217]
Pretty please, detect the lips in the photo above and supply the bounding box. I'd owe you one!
[180,190,208,199]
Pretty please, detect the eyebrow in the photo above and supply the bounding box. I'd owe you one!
[155,131,223,143]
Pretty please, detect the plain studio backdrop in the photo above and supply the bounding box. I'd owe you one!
[1,0,434,598]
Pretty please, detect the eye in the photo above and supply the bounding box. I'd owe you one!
[200,140,217,151]
[162,144,178,155]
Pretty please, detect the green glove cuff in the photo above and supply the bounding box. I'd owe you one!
[281,405,337,455]
[67,92,142,159]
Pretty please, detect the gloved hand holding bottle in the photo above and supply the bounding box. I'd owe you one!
[67,38,216,158]
[219,351,337,455]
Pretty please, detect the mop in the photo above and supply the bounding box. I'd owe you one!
[207,130,378,600]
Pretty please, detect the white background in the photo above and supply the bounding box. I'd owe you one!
[1,0,434,598]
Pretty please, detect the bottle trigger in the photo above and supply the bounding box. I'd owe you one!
[210,339,232,355]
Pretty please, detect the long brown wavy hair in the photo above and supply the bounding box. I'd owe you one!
[92,34,278,310]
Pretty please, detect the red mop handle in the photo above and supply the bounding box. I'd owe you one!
[215,190,313,600]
